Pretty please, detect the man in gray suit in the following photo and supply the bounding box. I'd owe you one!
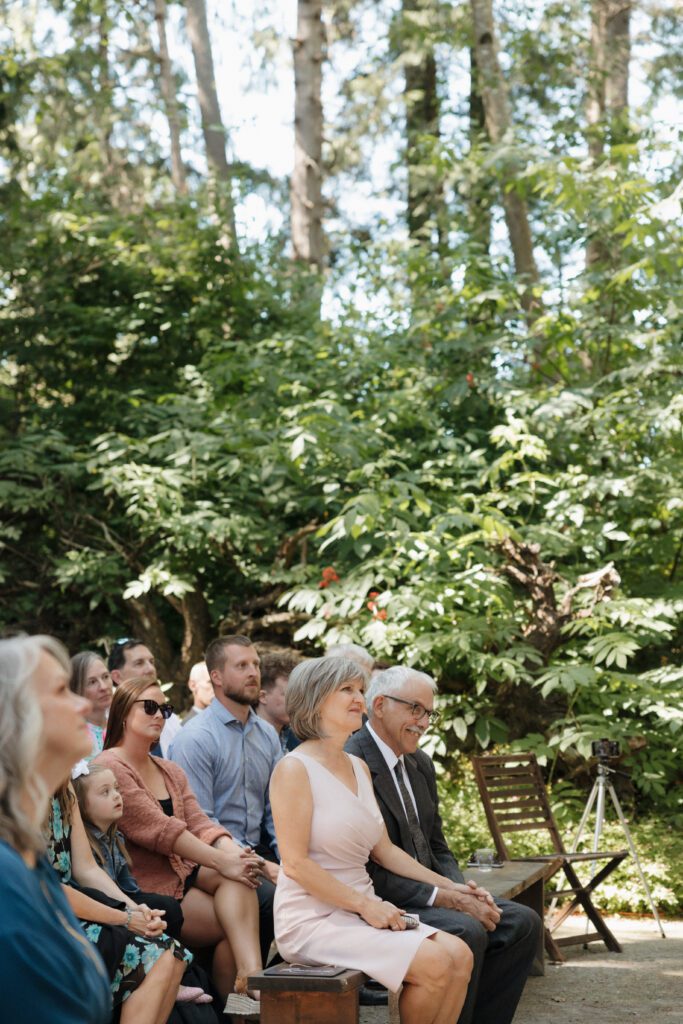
[346,665,540,1024]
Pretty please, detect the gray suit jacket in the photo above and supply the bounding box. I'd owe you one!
[345,724,465,908]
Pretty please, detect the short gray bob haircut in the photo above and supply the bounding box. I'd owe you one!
[325,643,375,673]
[0,635,70,853]
[286,656,369,741]
[365,665,436,718]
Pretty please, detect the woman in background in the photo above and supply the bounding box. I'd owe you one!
[71,651,113,758]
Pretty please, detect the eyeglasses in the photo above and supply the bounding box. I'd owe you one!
[384,695,439,725]
[134,699,175,719]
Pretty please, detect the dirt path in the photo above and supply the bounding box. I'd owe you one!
[360,916,683,1024]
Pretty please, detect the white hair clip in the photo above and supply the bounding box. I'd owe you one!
[71,760,90,780]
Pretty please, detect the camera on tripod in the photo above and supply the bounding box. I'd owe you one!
[590,738,620,760]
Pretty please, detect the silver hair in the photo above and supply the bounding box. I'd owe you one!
[324,643,375,673]
[286,656,369,741]
[0,635,69,853]
[365,665,437,718]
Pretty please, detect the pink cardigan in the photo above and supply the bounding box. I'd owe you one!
[94,749,230,898]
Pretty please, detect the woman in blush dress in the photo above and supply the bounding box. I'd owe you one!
[270,656,473,1024]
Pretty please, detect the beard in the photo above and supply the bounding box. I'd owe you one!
[222,683,258,706]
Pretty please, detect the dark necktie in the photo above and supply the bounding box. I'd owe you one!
[394,760,432,868]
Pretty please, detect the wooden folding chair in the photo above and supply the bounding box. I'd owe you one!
[472,752,628,959]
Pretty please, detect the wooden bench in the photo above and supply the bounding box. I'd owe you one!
[241,967,367,1024]
[241,860,555,1022]
[465,857,562,975]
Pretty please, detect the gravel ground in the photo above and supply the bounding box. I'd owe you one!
[360,916,683,1024]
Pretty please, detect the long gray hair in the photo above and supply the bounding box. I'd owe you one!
[0,635,68,853]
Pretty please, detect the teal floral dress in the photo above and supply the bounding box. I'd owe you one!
[48,797,191,1006]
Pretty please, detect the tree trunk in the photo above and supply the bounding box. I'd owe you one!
[466,45,492,261]
[470,0,540,313]
[403,0,443,248]
[586,0,631,265]
[291,0,325,271]
[154,0,187,194]
[184,0,235,234]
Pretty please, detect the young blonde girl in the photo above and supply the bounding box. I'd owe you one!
[72,762,211,1005]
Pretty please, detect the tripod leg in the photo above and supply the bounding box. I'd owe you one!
[607,783,667,938]
[583,776,607,942]
[571,780,600,853]
[549,778,601,919]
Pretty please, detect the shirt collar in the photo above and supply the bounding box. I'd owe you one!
[208,696,258,728]
[367,721,404,773]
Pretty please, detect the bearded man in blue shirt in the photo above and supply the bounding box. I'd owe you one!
[169,635,282,960]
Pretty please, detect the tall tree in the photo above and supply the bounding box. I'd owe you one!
[291,0,325,271]
[402,0,444,248]
[154,0,187,194]
[586,0,632,265]
[184,0,235,231]
[470,0,540,312]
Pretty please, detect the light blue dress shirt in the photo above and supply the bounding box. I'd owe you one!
[169,697,282,855]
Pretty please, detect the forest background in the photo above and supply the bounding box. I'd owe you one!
[1,0,682,913]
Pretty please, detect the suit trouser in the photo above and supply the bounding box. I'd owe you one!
[412,898,541,1024]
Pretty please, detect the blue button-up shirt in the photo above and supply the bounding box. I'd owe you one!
[169,697,282,855]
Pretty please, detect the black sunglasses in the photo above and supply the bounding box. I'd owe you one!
[134,699,174,719]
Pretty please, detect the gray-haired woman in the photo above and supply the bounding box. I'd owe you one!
[270,655,473,1024]
[0,634,111,1024]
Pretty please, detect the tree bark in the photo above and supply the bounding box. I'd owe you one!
[184,0,235,234]
[154,0,187,194]
[403,0,443,248]
[470,0,540,313]
[291,0,325,271]
[586,0,631,264]
[466,45,492,267]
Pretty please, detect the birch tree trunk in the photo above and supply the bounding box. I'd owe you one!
[470,0,540,312]
[403,0,443,248]
[184,0,235,237]
[291,0,325,271]
[154,0,187,194]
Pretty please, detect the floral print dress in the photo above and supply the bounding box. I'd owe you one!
[48,797,191,1006]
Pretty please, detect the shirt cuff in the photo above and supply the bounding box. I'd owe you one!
[427,887,438,907]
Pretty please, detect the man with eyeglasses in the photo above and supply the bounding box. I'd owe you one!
[346,665,540,1024]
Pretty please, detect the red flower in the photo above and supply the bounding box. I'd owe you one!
[318,566,340,589]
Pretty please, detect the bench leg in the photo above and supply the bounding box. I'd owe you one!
[260,989,360,1024]
[513,877,548,975]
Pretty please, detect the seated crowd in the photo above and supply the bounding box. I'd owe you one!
[0,633,541,1024]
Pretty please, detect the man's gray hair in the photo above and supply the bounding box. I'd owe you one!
[287,656,369,741]
[365,665,437,718]
[325,643,375,673]
[0,635,68,853]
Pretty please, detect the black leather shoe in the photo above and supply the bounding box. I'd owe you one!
[359,983,389,1006]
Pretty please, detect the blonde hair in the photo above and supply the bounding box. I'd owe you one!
[0,635,70,853]
[286,656,368,740]
[73,764,131,868]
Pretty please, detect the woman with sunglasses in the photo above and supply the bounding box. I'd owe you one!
[94,677,265,1014]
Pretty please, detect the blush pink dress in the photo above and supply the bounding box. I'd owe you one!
[274,750,437,992]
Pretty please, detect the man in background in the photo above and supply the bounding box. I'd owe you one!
[255,651,300,753]
[182,660,213,724]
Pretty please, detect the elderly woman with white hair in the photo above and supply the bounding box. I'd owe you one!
[270,655,473,1024]
[0,635,112,1024]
